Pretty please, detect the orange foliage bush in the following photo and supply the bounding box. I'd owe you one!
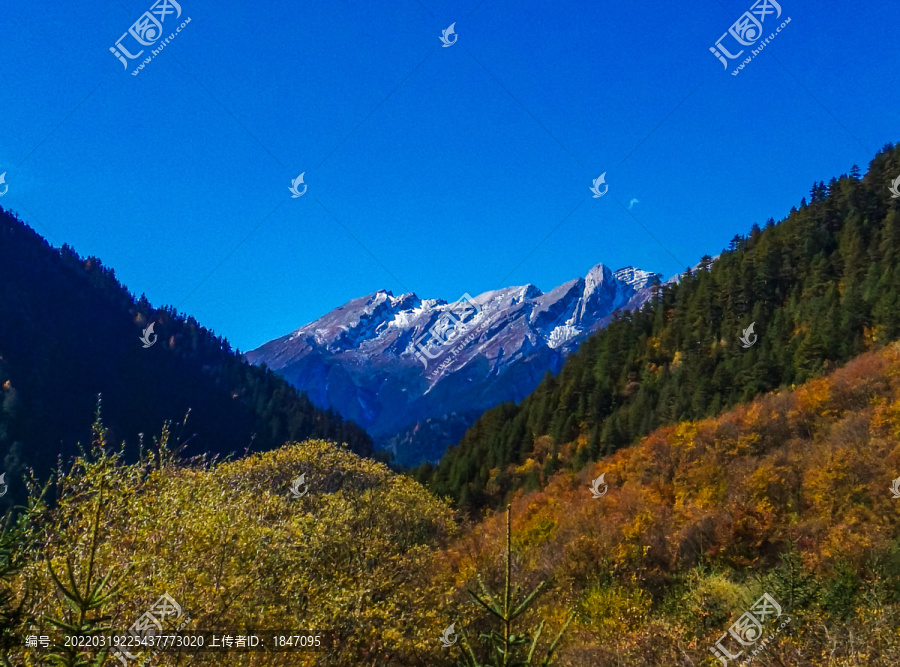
[430,343,900,665]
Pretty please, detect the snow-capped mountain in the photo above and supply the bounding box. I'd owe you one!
[246,264,661,466]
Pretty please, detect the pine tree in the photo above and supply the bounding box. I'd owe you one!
[759,539,819,612]
[456,506,573,666]
[43,479,131,667]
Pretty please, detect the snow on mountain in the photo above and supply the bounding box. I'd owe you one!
[614,266,662,290]
[246,263,662,466]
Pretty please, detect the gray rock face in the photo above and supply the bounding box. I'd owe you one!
[246,264,660,466]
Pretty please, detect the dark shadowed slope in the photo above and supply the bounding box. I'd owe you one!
[0,206,372,507]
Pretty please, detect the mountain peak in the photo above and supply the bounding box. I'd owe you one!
[584,262,613,286]
[248,258,662,465]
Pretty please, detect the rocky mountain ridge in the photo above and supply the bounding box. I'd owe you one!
[246,263,661,465]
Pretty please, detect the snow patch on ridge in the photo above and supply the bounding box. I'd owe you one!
[548,322,581,349]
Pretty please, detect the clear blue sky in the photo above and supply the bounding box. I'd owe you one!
[2,0,898,351]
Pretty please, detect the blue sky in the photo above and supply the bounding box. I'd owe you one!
[1,0,898,351]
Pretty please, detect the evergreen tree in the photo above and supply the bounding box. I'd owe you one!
[456,506,572,666]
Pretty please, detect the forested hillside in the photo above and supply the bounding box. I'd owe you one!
[0,206,372,507]
[3,342,899,665]
[427,342,900,665]
[420,143,900,510]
